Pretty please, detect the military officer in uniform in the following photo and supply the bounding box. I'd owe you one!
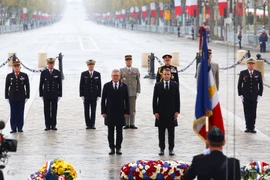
[5,59,30,133]
[184,126,241,180]
[120,55,141,129]
[80,59,101,129]
[156,54,179,84]
[196,49,219,90]
[39,58,62,131]
[238,57,263,133]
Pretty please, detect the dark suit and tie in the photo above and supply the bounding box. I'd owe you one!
[238,58,263,133]
[39,58,62,130]
[101,77,130,155]
[153,79,180,155]
[80,60,101,129]
[5,60,30,133]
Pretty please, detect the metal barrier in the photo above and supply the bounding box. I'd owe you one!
[0,25,23,34]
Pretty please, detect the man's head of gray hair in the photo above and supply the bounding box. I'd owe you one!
[111,69,120,74]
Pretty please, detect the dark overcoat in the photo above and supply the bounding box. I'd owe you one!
[101,81,130,126]
[152,81,180,127]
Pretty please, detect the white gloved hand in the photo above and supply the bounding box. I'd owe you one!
[257,96,261,101]
[25,98,28,103]
[240,95,244,102]
[97,97,100,101]
[81,97,85,101]
[6,99,9,103]
[41,97,44,101]
[136,93,139,97]
[203,148,210,155]
[58,97,61,102]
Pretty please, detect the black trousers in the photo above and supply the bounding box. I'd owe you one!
[260,42,266,52]
[243,99,257,130]
[44,98,58,128]
[108,125,123,150]
[10,101,25,131]
[84,99,97,127]
[158,126,175,151]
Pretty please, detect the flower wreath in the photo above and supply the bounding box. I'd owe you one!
[120,160,189,180]
[241,161,270,180]
[28,159,77,180]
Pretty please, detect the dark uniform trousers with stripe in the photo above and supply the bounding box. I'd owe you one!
[5,72,30,131]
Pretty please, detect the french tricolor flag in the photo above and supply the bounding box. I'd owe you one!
[194,27,225,141]
[174,0,182,15]
[186,0,198,16]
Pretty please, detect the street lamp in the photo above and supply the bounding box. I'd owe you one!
[263,0,266,27]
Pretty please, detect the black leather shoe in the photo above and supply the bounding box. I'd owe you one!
[91,126,96,129]
[251,129,257,133]
[130,125,138,129]
[10,130,17,133]
[244,129,251,133]
[116,149,122,155]
[44,128,50,131]
[86,127,91,129]
[18,130,23,132]
[159,150,164,156]
[52,127,57,131]
[109,149,115,155]
[169,150,175,156]
[123,126,130,129]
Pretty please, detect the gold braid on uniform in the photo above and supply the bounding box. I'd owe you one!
[158,66,163,81]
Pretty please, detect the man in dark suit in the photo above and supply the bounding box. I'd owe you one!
[156,54,179,84]
[5,59,30,133]
[39,58,62,131]
[238,57,263,133]
[152,68,180,156]
[80,59,101,129]
[101,69,130,155]
[184,126,241,180]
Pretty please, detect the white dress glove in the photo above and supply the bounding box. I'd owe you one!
[97,97,100,101]
[240,95,244,102]
[81,97,85,101]
[41,97,44,101]
[25,99,28,103]
[257,96,261,101]
[58,97,61,102]
[6,99,9,103]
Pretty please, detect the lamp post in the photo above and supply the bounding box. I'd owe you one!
[263,0,266,27]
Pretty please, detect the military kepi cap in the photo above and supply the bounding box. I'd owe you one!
[125,55,132,60]
[162,53,172,59]
[86,59,96,65]
[246,57,256,64]
[46,58,56,63]
[207,126,224,143]
[12,59,20,66]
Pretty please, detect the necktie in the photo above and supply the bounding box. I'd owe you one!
[128,68,130,72]
[90,72,92,78]
[15,73,18,77]
[250,71,253,76]
[115,83,117,90]
[165,81,169,90]
[50,69,52,74]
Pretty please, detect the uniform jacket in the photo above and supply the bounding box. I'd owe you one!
[101,81,130,126]
[238,69,263,100]
[259,33,268,43]
[197,62,219,91]
[156,65,179,84]
[79,70,101,99]
[152,80,180,127]
[39,69,62,99]
[184,150,241,180]
[5,72,30,102]
[120,67,141,96]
